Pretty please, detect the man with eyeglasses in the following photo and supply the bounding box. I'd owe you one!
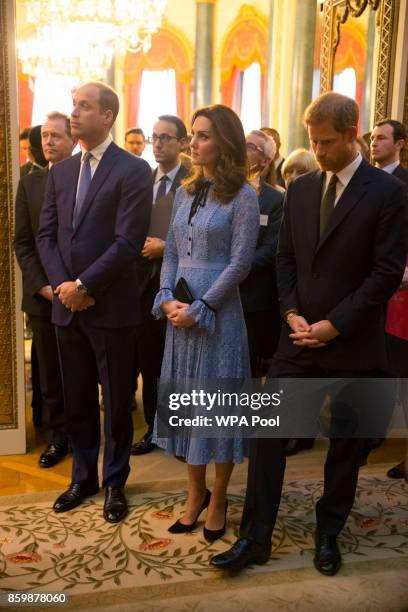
[240,130,283,377]
[131,115,190,455]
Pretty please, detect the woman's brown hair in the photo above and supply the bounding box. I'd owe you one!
[183,104,248,204]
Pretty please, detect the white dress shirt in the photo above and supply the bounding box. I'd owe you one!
[153,162,181,203]
[323,152,363,206]
[78,133,113,185]
[379,161,400,175]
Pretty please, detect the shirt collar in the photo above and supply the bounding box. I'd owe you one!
[155,162,181,185]
[81,134,113,162]
[378,160,400,174]
[326,152,362,189]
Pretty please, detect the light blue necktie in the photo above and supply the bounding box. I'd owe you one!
[73,151,92,229]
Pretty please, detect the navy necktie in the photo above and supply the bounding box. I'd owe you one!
[73,151,93,229]
[155,175,169,203]
[320,174,338,238]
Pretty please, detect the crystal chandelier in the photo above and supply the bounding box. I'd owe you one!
[18,0,168,80]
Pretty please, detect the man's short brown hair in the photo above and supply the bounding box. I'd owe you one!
[303,92,359,133]
[375,118,407,145]
[45,111,72,137]
[84,81,119,124]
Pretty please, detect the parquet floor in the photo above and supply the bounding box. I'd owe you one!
[0,341,405,496]
[0,393,405,498]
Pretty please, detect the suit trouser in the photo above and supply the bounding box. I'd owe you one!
[30,338,43,426]
[56,316,136,488]
[29,315,66,445]
[136,278,166,429]
[244,310,281,377]
[240,351,386,544]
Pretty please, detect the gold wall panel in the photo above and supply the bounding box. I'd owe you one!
[320,0,398,123]
[0,0,18,428]
[402,58,408,168]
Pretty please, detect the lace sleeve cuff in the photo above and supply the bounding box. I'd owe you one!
[187,299,216,334]
[152,288,174,319]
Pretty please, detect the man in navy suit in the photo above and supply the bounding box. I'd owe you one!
[211,93,407,575]
[37,82,152,522]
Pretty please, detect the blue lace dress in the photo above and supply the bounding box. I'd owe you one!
[152,182,259,464]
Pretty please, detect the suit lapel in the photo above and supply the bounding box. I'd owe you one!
[170,164,189,194]
[31,168,49,215]
[303,171,325,254]
[315,160,370,255]
[73,142,119,233]
[66,154,81,228]
[152,163,187,201]
[258,184,268,214]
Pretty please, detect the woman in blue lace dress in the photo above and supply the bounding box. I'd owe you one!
[152,105,259,541]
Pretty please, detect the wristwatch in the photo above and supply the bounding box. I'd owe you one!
[75,278,88,294]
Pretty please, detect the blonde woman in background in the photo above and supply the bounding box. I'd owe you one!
[281,148,319,188]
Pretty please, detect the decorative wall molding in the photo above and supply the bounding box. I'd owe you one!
[0,0,19,429]
[219,4,268,83]
[402,66,408,167]
[320,0,398,123]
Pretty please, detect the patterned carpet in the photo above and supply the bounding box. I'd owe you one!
[1,475,408,611]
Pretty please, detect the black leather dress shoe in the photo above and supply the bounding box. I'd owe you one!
[285,438,315,456]
[313,532,342,576]
[53,481,99,513]
[103,487,128,523]
[39,443,69,468]
[386,463,405,479]
[130,430,157,456]
[210,538,270,572]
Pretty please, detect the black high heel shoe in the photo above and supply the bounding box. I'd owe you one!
[168,489,211,533]
[203,499,228,543]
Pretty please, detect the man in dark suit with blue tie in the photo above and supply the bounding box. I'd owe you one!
[211,92,407,575]
[131,115,190,455]
[37,82,152,522]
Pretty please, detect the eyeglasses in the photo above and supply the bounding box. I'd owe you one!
[149,133,180,144]
[246,142,265,154]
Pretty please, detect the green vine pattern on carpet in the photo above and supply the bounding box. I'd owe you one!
[0,477,407,593]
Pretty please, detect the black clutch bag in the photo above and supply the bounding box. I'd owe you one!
[174,277,194,304]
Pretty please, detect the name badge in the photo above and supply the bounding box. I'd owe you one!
[260,214,268,226]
